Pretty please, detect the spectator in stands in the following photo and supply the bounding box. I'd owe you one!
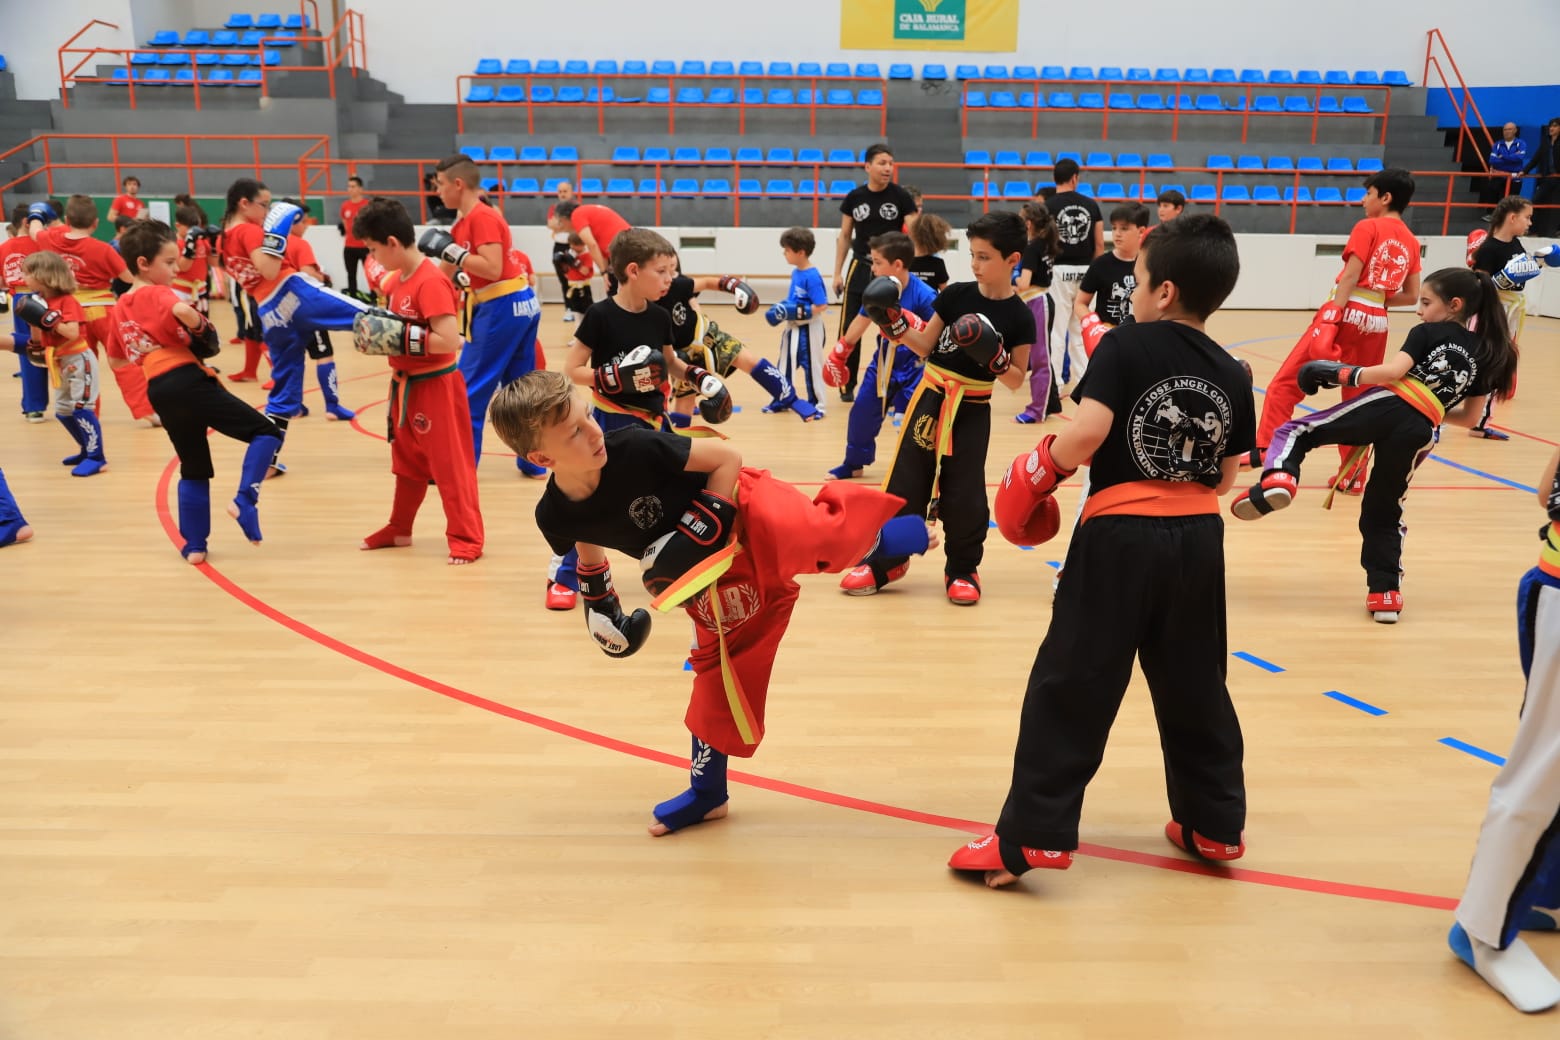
[107,176,145,223]
[1523,118,1560,237]
[547,181,576,303]
[337,176,369,299]
[1484,123,1529,207]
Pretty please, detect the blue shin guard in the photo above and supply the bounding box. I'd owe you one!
[69,410,107,476]
[56,412,87,466]
[231,434,282,543]
[652,735,730,833]
[750,357,792,404]
[317,361,355,421]
[177,479,212,558]
[549,548,580,592]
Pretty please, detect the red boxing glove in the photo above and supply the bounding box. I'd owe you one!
[993,434,1075,546]
[823,338,852,388]
[1466,228,1487,268]
[1302,302,1343,361]
[1079,312,1111,358]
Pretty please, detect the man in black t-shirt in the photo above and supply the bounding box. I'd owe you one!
[950,215,1253,887]
[1043,159,1104,392]
[832,143,917,399]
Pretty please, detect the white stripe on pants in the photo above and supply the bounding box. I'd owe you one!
[1048,266,1088,386]
[780,316,828,409]
[1457,574,1560,947]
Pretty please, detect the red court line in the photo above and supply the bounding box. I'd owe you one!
[151,454,1457,912]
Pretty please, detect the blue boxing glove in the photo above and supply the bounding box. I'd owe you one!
[1494,253,1543,291]
[25,201,53,230]
[1532,244,1560,268]
[764,302,787,326]
[261,202,305,257]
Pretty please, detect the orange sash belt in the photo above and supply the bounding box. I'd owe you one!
[1081,480,1219,524]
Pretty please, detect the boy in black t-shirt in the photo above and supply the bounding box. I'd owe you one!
[489,371,908,836]
[840,210,1037,606]
[1075,202,1148,345]
[832,143,917,398]
[950,214,1255,887]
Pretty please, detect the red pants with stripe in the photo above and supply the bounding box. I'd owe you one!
[1257,313,1388,467]
[683,469,903,756]
[385,369,484,560]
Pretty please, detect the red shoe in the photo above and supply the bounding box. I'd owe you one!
[840,561,909,596]
[946,573,980,605]
[949,833,1073,873]
[1366,589,1403,624]
[1231,470,1297,520]
[544,582,578,611]
[1165,820,1245,861]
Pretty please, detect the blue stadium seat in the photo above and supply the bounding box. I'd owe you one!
[641,146,671,163]
[550,146,578,161]
[510,145,541,162]
[680,60,706,76]
[922,63,947,80]
[1002,181,1031,199]
[459,146,486,161]
[1296,69,1323,84]
[1236,155,1264,170]
[955,64,980,80]
[579,178,604,195]
[606,178,635,196]
[1077,92,1104,109]
[1154,67,1179,81]
[621,60,646,75]
[965,149,992,165]
[1296,157,1324,171]
[1342,97,1372,114]
[1189,185,1217,202]
[1239,69,1265,83]
[255,14,282,29]
[889,64,913,80]
[706,147,733,162]
[826,88,853,105]
[181,30,209,46]
[798,62,822,76]
[672,146,701,163]
[765,179,795,197]
[740,87,762,104]
[1222,185,1251,201]
[827,149,855,164]
[767,89,794,105]
[707,87,735,104]
[592,60,618,75]
[646,86,671,103]
[1383,70,1411,86]
[710,61,735,76]
[737,179,763,197]
[1252,96,1281,113]
[1195,94,1223,111]
[529,85,555,103]
[1182,68,1210,83]
[268,30,298,47]
[495,85,524,102]
[1326,157,1353,171]
[534,60,560,74]
[857,88,883,105]
[1357,157,1384,172]
[474,58,500,75]
[1086,151,1113,167]
[1056,150,1082,164]
[798,147,825,164]
[1025,151,1053,167]
[157,52,189,66]
[1211,68,1237,83]
[826,62,850,77]
[1267,156,1295,171]
[557,86,585,103]
[1041,65,1066,79]
[670,178,700,198]
[236,69,263,86]
[131,51,158,65]
[1159,183,1188,197]
[767,61,793,76]
[1318,97,1341,113]
[1048,92,1075,109]
[1207,155,1234,169]
[464,84,495,103]
[1109,93,1135,109]
[1068,66,1094,80]
[1146,153,1174,169]
[738,61,763,76]
[1314,187,1343,202]
[1115,152,1143,168]
[169,69,195,85]
[797,179,824,197]
[982,90,1011,108]
[638,179,666,195]
[1014,65,1038,79]
[283,13,308,29]
[828,180,855,197]
[1353,70,1380,85]
[1225,96,1247,111]
[586,86,616,103]
[766,147,795,163]
[970,181,991,199]
[1096,183,1126,199]
[1017,91,1040,107]
[1324,70,1351,85]
[1345,187,1367,202]
[238,30,264,46]
[1283,96,1312,113]
[1268,70,1295,84]
[1098,66,1123,80]
[225,14,254,28]
[735,146,762,163]
[703,179,731,196]
[194,53,219,67]
[1252,186,1281,201]
[1283,187,1312,201]
[211,30,238,46]
[994,150,1021,166]
[202,68,233,86]
[1127,184,1157,200]
[1076,183,1095,197]
[676,87,704,104]
[965,91,987,108]
[648,60,674,76]
[1137,93,1165,110]
[984,65,1010,79]
[1126,67,1151,81]
[489,145,517,161]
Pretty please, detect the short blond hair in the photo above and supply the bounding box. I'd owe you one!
[489,370,576,457]
[23,250,78,295]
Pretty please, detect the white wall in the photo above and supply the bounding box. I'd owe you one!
[8,1,136,101]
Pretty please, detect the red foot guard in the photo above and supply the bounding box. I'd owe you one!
[949,833,1073,874]
[1165,821,1245,861]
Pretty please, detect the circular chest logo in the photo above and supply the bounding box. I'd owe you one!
[628,495,664,531]
[671,301,690,329]
[852,203,872,221]
[879,202,900,222]
[1128,377,1232,479]
[1056,205,1092,245]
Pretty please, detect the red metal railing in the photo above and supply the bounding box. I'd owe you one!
[455,73,887,136]
[57,5,365,109]
[0,133,332,214]
[1422,28,1494,168]
[959,77,1391,146]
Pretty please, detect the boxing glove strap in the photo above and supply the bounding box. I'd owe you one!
[1383,375,1445,426]
[1080,480,1219,524]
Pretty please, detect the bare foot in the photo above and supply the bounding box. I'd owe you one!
[265,466,285,480]
[11,525,34,544]
[184,550,207,565]
[925,523,941,551]
[984,869,1021,889]
[647,801,729,836]
[447,555,477,566]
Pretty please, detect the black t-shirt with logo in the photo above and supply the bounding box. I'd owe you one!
[1045,190,1103,266]
[1074,320,1255,491]
[1401,320,1495,410]
[534,426,705,557]
[1020,239,1054,290]
[1079,252,1138,325]
[1471,235,1527,292]
[910,253,949,291]
[929,281,1037,382]
[575,297,674,415]
[841,183,916,258]
[655,274,700,349]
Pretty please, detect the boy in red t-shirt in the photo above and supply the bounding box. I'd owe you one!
[1,202,50,420]
[107,176,145,223]
[337,176,369,298]
[1253,169,1421,490]
[351,198,483,565]
[32,194,155,425]
[111,220,283,563]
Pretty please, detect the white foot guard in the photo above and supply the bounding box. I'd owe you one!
[1450,923,1560,1013]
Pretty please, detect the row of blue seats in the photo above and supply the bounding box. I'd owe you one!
[107,68,263,86]
[972,181,1372,203]
[965,150,1385,173]
[464,84,883,106]
[128,49,283,67]
[0,55,7,72]
[482,177,870,198]
[147,29,299,47]
[460,145,867,164]
[967,91,1375,114]
[472,60,1412,86]
[223,13,310,29]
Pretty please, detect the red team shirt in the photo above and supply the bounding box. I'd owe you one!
[0,234,39,292]
[569,205,629,255]
[31,294,88,357]
[110,284,202,380]
[284,234,320,274]
[339,198,367,249]
[109,194,146,221]
[221,220,296,300]
[1340,215,1421,296]
[381,258,461,374]
[35,226,127,303]
[175,233,211,299]
[449,203,519,290]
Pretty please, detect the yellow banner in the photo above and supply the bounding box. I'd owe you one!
[840,0,1019,52]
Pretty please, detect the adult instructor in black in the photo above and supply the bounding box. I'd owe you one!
[832,143,917,400]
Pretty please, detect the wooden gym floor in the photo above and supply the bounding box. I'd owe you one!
[2,302,1558,1039]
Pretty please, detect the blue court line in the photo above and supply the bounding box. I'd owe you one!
[1323,690,1388,716]
[1439,737,1506,766]
[1232,651,1284,673]
[1045,560,1060,569]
